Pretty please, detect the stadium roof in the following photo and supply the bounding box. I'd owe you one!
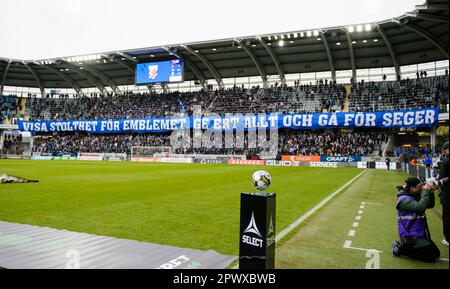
[0,0,448,95]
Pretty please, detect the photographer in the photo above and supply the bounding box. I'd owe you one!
[393,177,440,262]
[438,141,449,246]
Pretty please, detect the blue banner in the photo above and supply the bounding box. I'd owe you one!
[320,156,362,162]
[18,108,439,134]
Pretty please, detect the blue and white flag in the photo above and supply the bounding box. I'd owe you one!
[178,100,185,116]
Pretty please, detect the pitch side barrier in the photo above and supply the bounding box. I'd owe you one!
[30,152,127,161]
[398,162,436,179]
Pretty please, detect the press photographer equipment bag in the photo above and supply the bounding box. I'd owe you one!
[397,213,440,262]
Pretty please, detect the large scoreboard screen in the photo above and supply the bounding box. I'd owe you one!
[135,59,184,85]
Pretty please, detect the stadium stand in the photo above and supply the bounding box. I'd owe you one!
[20,75,449,121]
[12,74,447,158]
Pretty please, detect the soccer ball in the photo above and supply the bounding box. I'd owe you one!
[252,170,272,191]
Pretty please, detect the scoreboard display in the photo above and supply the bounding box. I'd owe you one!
[135,59,184,85]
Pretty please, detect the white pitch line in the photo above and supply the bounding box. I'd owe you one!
[233,169,368,269]
[439,258,449,262]
[358,210,364,214]
[344,244,383,253]
[361,202,366,205]
[352,222,359,227]
[348,230,356,237]
[355,215,362,220]
[343,240,352,248]
[275,169,368,243]
[360,206,365,209]
[364,202,380,205]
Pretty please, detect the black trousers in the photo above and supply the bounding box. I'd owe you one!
[443,204,449,242]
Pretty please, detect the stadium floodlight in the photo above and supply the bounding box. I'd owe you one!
[252,44,256,47]
[300,32,304,37]
[237,46,242,48]
[290,40,294,44]
[150,54,155,57]
[348,26,355,33]
[363,40,368,43]
[306,31,312,37]
[274,35,278,40]
[294,32,298,38]
[280,35,284,39]
[356,25,363,32]
[212,48,217,51]
[352,41,357,44]
[313,30,319,37]
[279,40,284,47]
[287,34,291,39]
[65,68,69,71]
[60,69,64,71]
[336,42,341,46]
[317,38,321,41]
[365,24,372,31]
[374,39,379,42]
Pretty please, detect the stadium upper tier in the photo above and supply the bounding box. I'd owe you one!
[0,0,448,94]
[0,75,444,123]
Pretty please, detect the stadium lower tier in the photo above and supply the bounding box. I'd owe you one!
[31,129,390,157]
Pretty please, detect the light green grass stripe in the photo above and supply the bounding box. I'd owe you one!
[275,169,368,243]
[233,168,367,269]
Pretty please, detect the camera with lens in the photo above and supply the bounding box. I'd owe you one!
[420,177,448,188]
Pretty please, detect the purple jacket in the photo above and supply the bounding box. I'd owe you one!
[396,195,427,239]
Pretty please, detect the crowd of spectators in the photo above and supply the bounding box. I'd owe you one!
[348,75,448,112]
[5,75,448,158]
[0,95,20,123]
[23,75,448,122]
[279,130,389,156]
[209,83,346,115]
[26,90,213,120]
[33,129,389,157]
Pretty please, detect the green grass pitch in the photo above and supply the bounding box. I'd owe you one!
[0,160,361,256]
[1,160,448,268]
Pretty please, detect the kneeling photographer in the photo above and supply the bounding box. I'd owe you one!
[393,177,440,262]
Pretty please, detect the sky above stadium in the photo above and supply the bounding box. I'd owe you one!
[1,0,424,60]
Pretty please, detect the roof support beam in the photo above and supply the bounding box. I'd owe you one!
[81,64,121,94]
[116,51,137,63]
[415,4,449,10]
[181,44,223,89]
[235,39,268,88]
[0,60,12,95]
[397,21,449,58]
[345,30,357,82]
[61,61,105,94]
[321,33,336,82]
[406,12,449,23]
[38,63,82,95]
[23,62,45,97]
[184,58,207,90]
[163,47,207,89]
[376,25,401,79]
[258,38,286,86]
[111,57,134,73]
